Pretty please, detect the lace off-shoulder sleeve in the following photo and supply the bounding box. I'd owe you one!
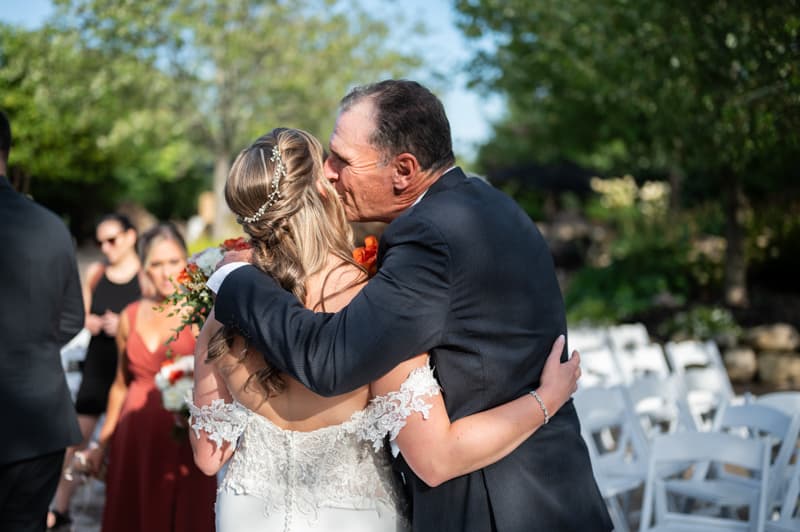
[359,362,441,452]
[186,393,250,449]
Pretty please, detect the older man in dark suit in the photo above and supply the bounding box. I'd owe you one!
[0,111,84,532]
[210,81,612,531]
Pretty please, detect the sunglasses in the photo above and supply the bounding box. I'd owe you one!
[96,232,123,247]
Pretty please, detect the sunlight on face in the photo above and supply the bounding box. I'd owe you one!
[324,99,396,222]
[145,239,187,299]
[96,220,135,264]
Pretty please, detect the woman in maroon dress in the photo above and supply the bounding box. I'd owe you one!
[89,223,215,532]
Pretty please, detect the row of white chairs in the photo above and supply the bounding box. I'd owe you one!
[570,323,735,430]
[575,381,800,531]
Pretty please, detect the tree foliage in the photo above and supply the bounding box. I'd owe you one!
[47,0,417,237]
[0,20,197,233]
[455,0,800,306]
[1,0,420,238]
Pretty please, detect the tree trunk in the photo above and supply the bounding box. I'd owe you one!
[211,152,231,240]
[723,173,748,307]
[668,167,682,212]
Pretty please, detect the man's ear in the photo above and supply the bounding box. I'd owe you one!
[392,153,419,193]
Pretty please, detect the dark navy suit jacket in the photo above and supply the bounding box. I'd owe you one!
[0,176,83,466]
[216,168,612,531]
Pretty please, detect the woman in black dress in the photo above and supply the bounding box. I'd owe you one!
[48,213,141,530]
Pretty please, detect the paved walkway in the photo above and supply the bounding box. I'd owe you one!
[56,479,104,532]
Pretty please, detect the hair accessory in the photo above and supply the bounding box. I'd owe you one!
[239,146,286,224]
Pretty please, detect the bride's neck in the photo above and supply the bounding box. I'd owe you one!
[303,252,364,311]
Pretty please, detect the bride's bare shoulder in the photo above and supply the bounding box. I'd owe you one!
[310,257,367,313]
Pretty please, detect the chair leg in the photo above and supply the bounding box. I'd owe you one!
[606,495,631,532]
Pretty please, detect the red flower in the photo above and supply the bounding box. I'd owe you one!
[353,235,378,276]
[168,369,185,385]
[222,237,251,251]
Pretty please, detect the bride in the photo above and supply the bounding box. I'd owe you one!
[188,128,581,531]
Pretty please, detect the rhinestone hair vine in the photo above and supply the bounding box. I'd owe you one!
[239,146,287,224]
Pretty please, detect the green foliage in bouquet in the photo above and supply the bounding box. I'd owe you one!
[158,237,250,356]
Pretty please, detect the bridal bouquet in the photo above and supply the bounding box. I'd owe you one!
[162,237,252,348]
[155,355,195,440]
[155,355,195,412]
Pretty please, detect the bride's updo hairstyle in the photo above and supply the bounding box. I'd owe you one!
[208,127,363,397]
[224,127,357,305]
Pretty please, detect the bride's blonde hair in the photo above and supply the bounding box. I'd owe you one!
[207,128,364,397]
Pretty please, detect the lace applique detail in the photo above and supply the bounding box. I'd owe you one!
[219,415,406,528]
[358,363,441,451]
[186,393,250,448]
[214,362,438,528]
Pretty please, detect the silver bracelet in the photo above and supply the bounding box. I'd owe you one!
[529,389,550,424]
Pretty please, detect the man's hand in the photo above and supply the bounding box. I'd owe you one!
[216,248,253,270]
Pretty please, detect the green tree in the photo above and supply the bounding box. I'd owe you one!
[455,0,800,306]
[0,20,196,234]
[54,0,418,238]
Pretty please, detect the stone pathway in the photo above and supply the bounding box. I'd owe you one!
[55,479,104,532]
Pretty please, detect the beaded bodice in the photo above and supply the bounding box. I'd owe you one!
[188,364,440,528]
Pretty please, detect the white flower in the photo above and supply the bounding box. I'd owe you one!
[189,247,224,277]
[162,376,194,411]
[155,355,195,412]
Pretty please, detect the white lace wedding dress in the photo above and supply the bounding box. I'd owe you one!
[188,364,440,532]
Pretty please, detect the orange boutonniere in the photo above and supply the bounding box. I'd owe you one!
[353,235,378,276]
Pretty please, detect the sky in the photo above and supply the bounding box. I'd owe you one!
[0,0,503,159]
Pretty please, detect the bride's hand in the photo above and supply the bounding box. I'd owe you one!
[215,248,253,270]
[536,335,581,419]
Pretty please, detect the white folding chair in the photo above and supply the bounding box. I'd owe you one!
[568,326,611,353]
[689,404,800,509]
[665,340,736,429]
[568,326,625,389]
[766,458,800,531]
[607,323,651,352]
[626,374,699,439]
[575,385,651,532]
[754,391,800,509]
[755,392,800,416]
[578,345,626,389]
[615,343,672,385]
[607,323,671,384]
[639,431,770,532]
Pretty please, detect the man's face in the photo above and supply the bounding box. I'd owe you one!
[324,99,396,222]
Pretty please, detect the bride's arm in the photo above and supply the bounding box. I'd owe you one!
[369,336,579,488]
[188,311,242,476]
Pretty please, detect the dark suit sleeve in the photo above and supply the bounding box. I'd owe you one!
[214,215,450,396]
[57,245,85,346]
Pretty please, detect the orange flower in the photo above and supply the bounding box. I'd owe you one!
[176,263,197,285]
[222,237,251,251]
[353,235,378,276]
